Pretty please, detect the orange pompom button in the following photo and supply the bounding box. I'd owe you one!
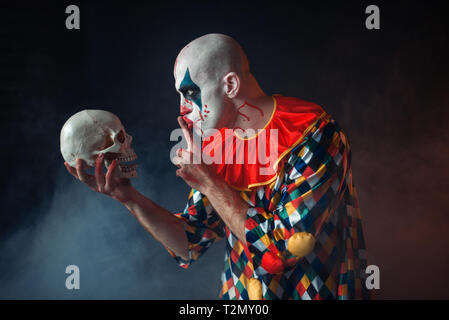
[247,278,263,300]
[287,232,316,258]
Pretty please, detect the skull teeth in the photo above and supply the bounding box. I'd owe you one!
[103,151,137,179]
[119,171,137,178]
[118,164,137,172]
[117,153,137,163]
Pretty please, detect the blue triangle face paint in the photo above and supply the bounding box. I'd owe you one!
[179,68,203,112]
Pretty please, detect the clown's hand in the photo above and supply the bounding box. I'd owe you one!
[64,155,135,203]
[172,116,217,194]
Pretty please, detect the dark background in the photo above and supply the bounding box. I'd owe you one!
[0,0,448,299]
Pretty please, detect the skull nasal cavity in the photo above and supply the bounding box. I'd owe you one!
[117,130,125,143]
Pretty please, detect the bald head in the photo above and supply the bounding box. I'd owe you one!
[174,33,250,85]
[174,34,266,135]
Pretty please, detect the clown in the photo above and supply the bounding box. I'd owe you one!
[65,33,370,300]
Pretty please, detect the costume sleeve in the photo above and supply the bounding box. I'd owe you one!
[245,117,363,281]
[165,189,224,268]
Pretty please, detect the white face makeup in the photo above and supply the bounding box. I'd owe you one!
[174,34,252,139]
[174,57,227,137]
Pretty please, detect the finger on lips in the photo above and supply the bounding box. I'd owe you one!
[177,116,193,149]
[172,156,183,167]
[177,116,187,129]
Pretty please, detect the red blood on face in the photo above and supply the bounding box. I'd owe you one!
[180,104,193,116]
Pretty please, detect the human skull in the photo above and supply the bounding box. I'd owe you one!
[60,109,137,178]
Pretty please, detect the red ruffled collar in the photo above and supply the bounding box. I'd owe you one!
[202,95,326,191]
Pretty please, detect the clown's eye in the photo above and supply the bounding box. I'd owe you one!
[182,87,199,101]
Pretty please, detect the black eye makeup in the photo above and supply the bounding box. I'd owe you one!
[180,86,200,101]
[179,68,203,111]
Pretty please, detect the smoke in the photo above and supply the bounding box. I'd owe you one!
[0,162,225,299]
[0,2,229,300]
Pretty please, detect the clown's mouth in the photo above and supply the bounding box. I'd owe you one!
[104,151,138,178]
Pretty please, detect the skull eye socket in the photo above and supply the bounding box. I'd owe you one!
[97,135,114,151]
[117,130,125,143]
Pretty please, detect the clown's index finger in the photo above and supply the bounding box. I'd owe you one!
[177,116,193,151]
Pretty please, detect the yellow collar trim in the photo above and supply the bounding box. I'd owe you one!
[229,112,328,192]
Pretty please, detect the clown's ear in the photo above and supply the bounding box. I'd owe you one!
[223,72,240,99]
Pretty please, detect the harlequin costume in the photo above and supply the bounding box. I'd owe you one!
[165,95,370,300]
